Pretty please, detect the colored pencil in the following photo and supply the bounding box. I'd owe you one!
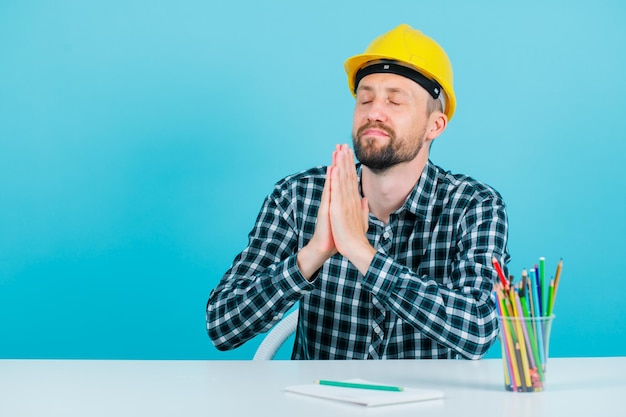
[547,279,555,317]
[549,259,563,315]
[315,380,404,392]
[508,289,532,389]
[495,287,521,391]
[492,257,509,290]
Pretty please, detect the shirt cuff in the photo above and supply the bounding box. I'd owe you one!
[361,251,401,302]
[273,253,316,300]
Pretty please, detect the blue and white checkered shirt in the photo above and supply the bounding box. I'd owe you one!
[207,160,509,359]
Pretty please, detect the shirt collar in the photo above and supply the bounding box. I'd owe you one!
[404,160,438,218]
[356,160,438,219]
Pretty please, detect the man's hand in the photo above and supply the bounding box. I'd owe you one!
[297,164,337,281]
[328,144,376,275]
[297,144,375,280]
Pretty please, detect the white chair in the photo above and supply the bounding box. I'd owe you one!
[253,310,299,360]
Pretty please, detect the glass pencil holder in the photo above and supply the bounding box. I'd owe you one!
[497,315,555,393]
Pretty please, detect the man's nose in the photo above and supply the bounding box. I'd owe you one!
[367,98,388,123]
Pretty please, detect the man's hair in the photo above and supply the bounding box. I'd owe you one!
[426,95,443,115]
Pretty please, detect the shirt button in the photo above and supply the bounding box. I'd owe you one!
[373,325,381,334]
[382,231,390,240]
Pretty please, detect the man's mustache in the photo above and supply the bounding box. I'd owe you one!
[356,122,395,139]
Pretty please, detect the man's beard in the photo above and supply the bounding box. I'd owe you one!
[352,122,424,173]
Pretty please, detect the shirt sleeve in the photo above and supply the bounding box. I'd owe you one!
[360,195,509,359]
[206,185,315,351]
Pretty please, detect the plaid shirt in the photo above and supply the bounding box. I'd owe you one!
[207,160,509,359]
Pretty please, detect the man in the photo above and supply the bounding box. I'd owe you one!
[206,24,509,359]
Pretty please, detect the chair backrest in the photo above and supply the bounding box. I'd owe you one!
[253,310,299,360]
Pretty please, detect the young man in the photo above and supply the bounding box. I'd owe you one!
[206,24,509,359]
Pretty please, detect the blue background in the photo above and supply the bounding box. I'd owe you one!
[1,0,625,360]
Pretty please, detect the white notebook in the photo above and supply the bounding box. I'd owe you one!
[284,378,444,407]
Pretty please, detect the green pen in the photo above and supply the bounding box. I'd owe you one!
[547,278,555,316]
[315,380,404,392]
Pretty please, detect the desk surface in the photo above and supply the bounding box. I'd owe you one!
[0,357,624,417]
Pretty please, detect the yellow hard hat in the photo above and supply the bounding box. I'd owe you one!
[344,24,456,120]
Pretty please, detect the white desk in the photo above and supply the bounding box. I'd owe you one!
[0,357,624,417]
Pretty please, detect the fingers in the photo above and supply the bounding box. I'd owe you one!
[326,145,373,267]
[333,145,357,184]
[306,165,336,258]
[328,144,367,242]
[330,144,360,206]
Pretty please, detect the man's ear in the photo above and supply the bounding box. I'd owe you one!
[426,112,448,141]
